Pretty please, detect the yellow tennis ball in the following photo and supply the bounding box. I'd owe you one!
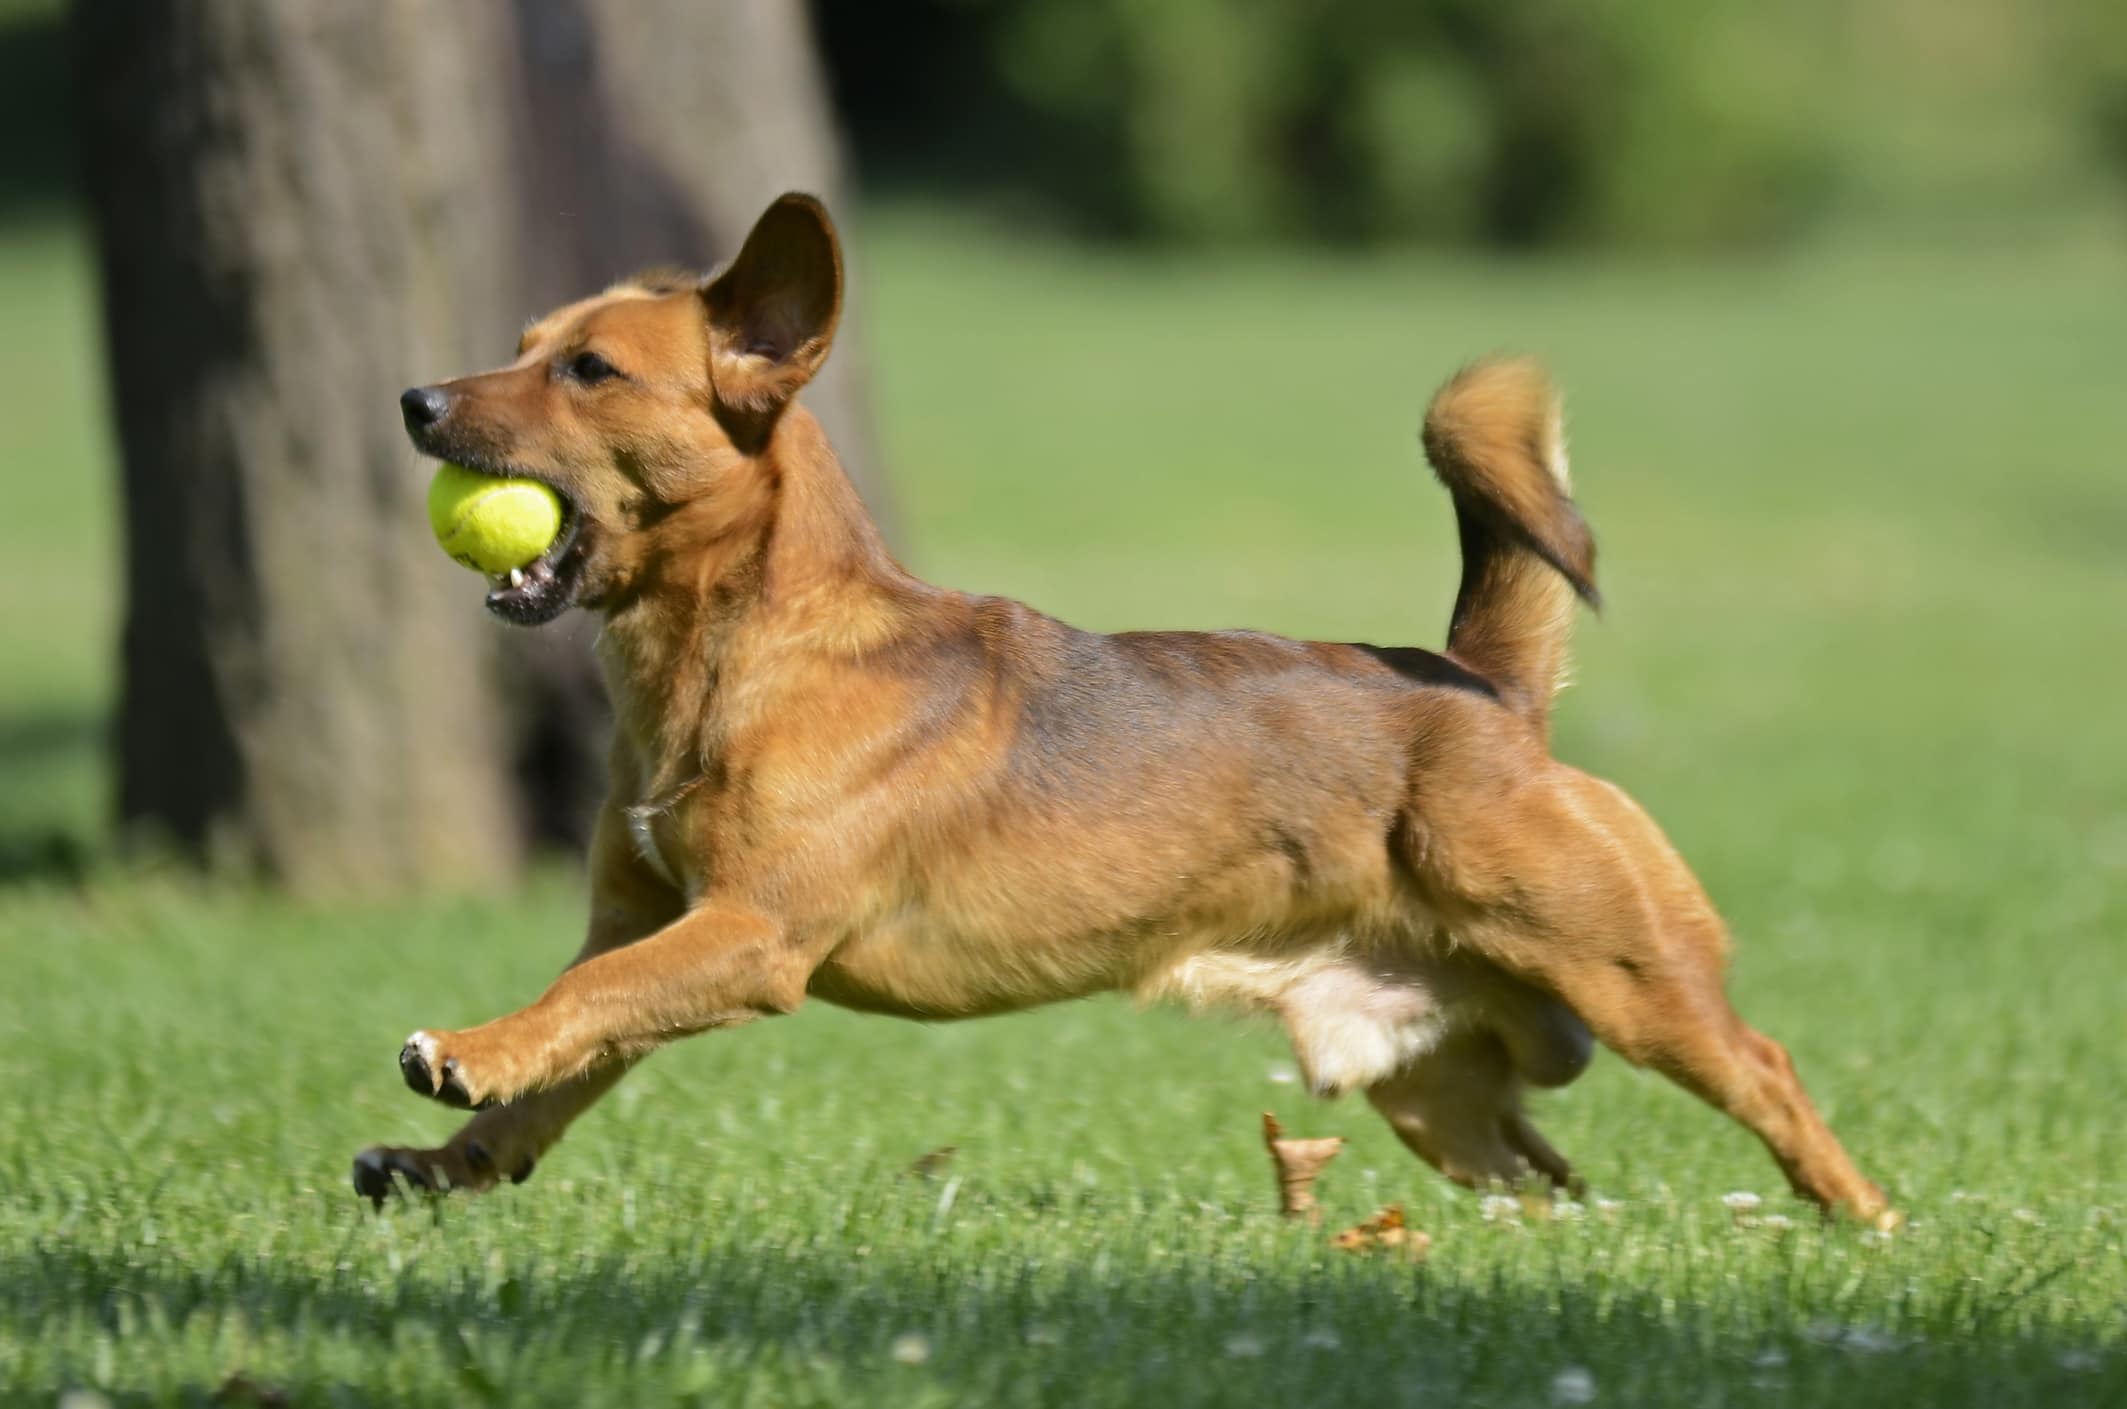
[425,463,564,574]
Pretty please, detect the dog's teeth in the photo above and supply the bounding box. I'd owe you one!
[508,567,525,588]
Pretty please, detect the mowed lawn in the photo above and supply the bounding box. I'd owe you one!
[2,210,2124,1406]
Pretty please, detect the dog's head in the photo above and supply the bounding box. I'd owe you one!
[400,193,843,625]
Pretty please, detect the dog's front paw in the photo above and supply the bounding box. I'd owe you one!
[351,1139,536,1206]
[398,1028,497,1110]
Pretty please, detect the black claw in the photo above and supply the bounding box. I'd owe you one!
[435,1058,478,1110]
[398,1042,489,1109]
[353,1150,437,1207]
[352,1156,394,1207]
[509,1155,537,1186]
[399,1041,434,1097]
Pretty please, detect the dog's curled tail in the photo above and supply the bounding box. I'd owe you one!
[1421,357,1599,736]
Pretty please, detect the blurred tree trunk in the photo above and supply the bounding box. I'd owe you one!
[74,0,885,890]
[75,0,531,891]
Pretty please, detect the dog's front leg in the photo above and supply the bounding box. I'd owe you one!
[353,1063,632,1202]
[353,798,690,1203]
[394,903,804,1111]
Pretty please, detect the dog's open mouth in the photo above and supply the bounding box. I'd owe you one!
[411,441,592,626]
[480,491,587,626]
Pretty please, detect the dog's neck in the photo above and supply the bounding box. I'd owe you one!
[595,406,920,798]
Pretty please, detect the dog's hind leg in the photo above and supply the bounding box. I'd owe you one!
[1365,1028,1579,1194]
[1411,765,1895,1226]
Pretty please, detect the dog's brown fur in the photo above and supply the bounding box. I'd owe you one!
[357,194,1893,1227]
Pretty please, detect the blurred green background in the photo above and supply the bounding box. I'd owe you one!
[3,0,2125,1403]
[822,0,2127,248]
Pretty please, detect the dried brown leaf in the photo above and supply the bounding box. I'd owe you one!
[1262,1111,1345,1221]
[1330,1203,1432,1260]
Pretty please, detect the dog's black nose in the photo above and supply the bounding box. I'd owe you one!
[400,385,453,432]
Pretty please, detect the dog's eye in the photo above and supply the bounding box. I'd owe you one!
[567,350,621,385]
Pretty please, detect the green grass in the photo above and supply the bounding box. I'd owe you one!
[3,209,2125,1405]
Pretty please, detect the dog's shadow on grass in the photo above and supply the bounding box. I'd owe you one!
[10,1220,2118,1406]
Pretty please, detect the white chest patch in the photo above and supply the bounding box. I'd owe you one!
[1138,943,1455,1098]
[625,804,680,887]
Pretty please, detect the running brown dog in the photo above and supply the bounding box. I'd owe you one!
[357,192,1895,1227]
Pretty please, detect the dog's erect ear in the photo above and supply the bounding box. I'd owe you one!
[701,193,842,421]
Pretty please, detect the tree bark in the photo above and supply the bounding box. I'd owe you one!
[76,0,890,888]
[76,0,532,891]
